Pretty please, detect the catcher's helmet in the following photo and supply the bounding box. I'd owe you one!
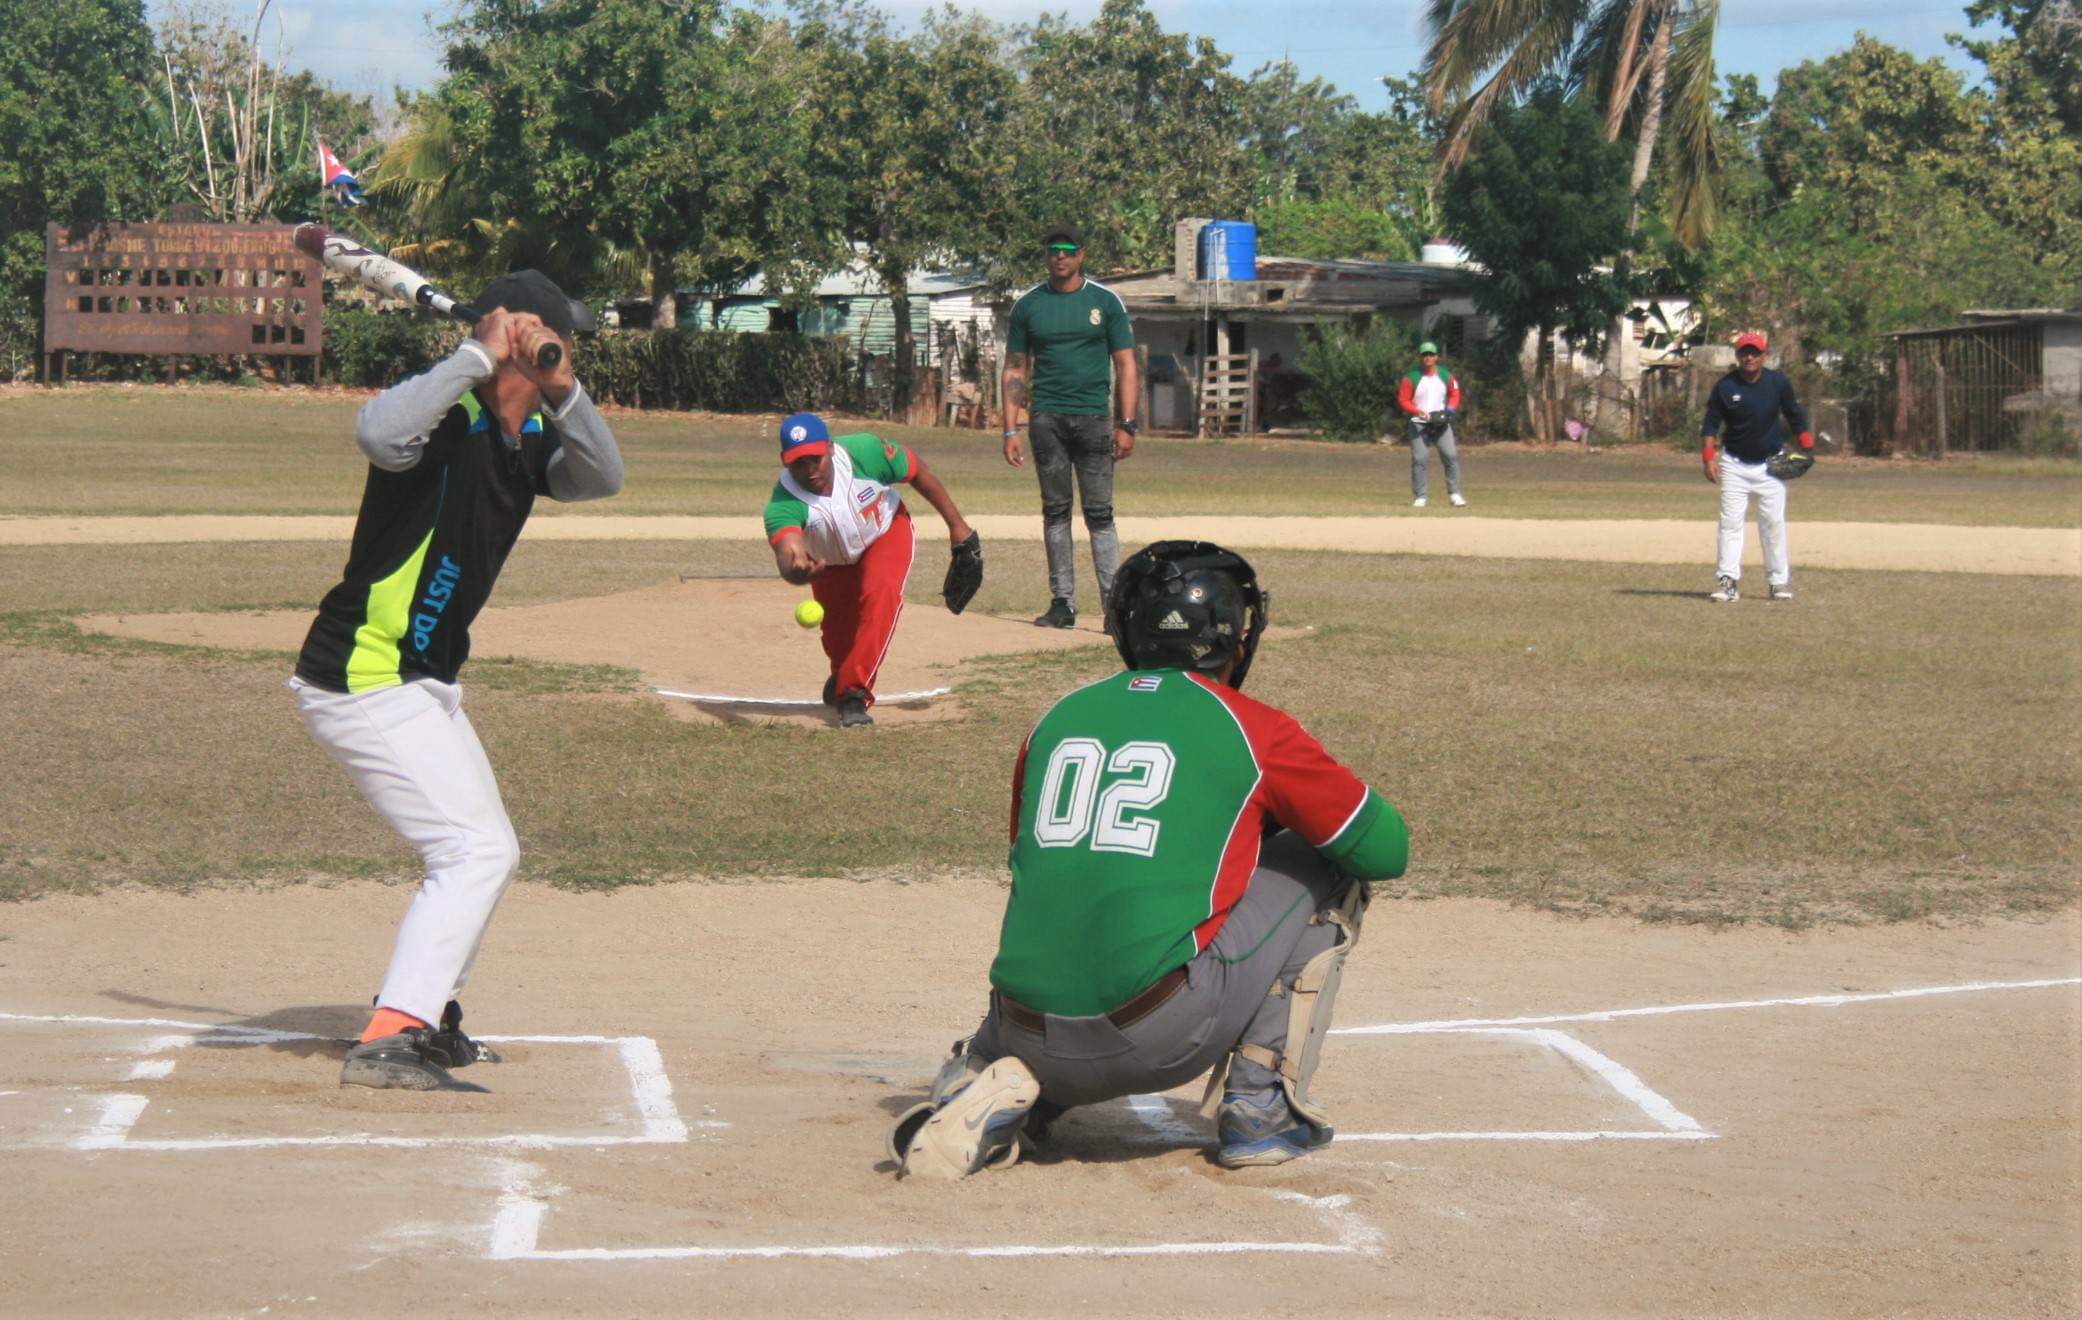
[1108,541,1269,689]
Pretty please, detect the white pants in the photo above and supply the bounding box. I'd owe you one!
[1716,456,1790,586]
[290,676,520,1026]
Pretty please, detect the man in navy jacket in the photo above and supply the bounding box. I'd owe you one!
[1700,332,1814,602]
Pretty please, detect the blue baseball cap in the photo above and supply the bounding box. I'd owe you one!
[779,412,831,461]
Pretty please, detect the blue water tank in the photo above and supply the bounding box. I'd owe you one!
[1200,220,1257,282]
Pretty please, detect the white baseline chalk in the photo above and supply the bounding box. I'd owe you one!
[1337,977,2082,1036]
[487,1162,1379,1262]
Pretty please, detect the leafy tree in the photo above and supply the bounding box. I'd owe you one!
[1441,88,1633,442]
[1004,0,1252,274]
[1254,197,1413,261]
[0,0,162,321]
[1421,0,1726,432]
[409,0,828,325]
[801,6,1016,408]
[1700,30,2076,375]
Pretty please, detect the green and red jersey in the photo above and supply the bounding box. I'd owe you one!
[990,669,1409,1017]
[1398,364,1461,417]
[762,432,917,566]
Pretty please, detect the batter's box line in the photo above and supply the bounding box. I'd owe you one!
[0,1011,709,1152]
[1335,1027,1711,1144]
[486,1160,1383,1263]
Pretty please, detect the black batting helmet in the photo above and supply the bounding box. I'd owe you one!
[1107,541,1270,689]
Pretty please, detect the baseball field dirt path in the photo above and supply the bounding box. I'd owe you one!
[1,882,2075,1316]
[3,512,2077,575]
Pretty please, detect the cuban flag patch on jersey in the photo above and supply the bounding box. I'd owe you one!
[1128,675,1163,692]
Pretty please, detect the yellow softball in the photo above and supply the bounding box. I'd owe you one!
[794,599,825,629]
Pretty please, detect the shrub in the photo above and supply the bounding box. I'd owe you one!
[1298,317,1424,441]
[320,309,461,387]
[574,329,860,413]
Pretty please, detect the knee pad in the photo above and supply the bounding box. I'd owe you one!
[1227,879,1370,1130]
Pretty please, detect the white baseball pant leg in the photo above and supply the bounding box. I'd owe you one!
[289,675,521,1026]
[1716,456,1791,586]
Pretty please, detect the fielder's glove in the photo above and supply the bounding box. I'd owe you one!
[1765,450,1815,480]
[943,530,983,614]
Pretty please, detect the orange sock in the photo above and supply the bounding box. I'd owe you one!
[360,1007,428,1043]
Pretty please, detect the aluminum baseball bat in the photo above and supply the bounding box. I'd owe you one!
[292,223,562,370]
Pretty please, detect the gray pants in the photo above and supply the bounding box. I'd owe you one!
[1411,422,1462,500]
[969,832,1347,1111]
[1029,411,1120,604]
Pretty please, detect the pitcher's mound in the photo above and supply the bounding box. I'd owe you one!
[81,577,1115,729]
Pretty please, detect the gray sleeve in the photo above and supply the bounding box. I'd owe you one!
[354,341,497,472]
[543,381,624,502]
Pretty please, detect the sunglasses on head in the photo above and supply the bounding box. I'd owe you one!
[1046,243,1080,254]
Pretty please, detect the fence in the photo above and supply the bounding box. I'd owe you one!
[1877,323,2044,456]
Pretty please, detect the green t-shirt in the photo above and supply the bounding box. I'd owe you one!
[990,669,1408,1017]
[1006,277,1135,416]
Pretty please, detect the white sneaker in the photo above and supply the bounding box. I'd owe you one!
[1770,583,1794,601]
[1411,497,1427,508]
[1449,493,1467,507]
[897,1057,1040,1180]
[1709,575,1740,603]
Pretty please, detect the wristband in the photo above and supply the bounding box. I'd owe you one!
[1797,431,1814,450]
[1003,428,1019,437]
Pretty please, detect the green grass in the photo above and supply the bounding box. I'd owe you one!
[1,386,2077,927]
[4,384,2079,525]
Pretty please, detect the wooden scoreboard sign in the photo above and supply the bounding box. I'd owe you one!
[43,222,323,379]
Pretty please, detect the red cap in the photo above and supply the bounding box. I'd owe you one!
[1734,332,1767,354]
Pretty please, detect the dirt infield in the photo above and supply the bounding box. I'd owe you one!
[79,577,1124,728]
[2,882,2075,1316]
[5,511,2078,575]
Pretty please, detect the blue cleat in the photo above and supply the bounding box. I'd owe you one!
[1215,1092,1333,1168]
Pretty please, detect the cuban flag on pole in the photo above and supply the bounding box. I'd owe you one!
[317,140,365,206]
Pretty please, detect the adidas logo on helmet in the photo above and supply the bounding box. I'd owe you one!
[1157,609,1190,631]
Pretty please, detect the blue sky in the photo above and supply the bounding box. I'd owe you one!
[169,1,1991,106]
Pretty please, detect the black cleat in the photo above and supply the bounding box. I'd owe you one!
[822,674,838,707]
[837,693,874,728]
[1034,597,1076,629]
[423,1000,500,1069]
[340,1028,487,1092]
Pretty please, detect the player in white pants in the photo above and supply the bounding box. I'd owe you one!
[1700,331,1813,603]
[290,271,622,1090]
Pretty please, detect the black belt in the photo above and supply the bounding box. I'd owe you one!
[997,966,1188,1034]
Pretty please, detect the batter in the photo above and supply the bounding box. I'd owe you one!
[890,540,1410,1177]
[290,272,623,1090]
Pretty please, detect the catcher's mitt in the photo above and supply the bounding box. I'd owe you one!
[943,531,983,614]
[1765,450,1815,480]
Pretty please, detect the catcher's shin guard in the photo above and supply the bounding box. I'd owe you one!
[1204,879,1369,1130]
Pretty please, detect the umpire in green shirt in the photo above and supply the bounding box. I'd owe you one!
[1001,223,1140,629]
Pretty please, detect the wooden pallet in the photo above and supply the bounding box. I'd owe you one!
[1197,350,1259,437]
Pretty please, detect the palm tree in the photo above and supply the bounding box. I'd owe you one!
[1421,0,1723,432]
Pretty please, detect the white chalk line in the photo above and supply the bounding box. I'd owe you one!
[653,686,951,707]
[0,1011,701,1152]
[488,1159,1379,1262]
[1335,976,2082,1036]
[1337,1026,1708,1145]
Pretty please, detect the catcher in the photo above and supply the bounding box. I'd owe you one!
[1701,331,1815,603]
[764,412,981,728]
[888,541,1410,1177]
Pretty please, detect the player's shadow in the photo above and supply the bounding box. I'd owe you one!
[1613,588,1712,600]
[99,991,362,1059]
